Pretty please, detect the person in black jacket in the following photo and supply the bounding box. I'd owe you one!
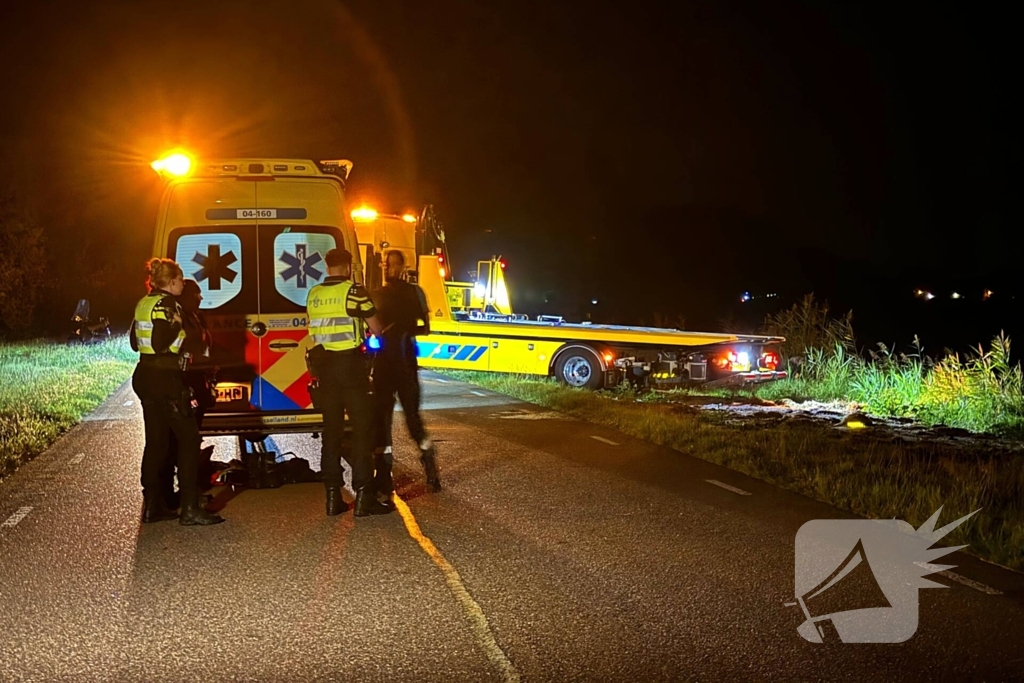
[371,250,442,503]
[129,258,223,526]
[161,279,216,510]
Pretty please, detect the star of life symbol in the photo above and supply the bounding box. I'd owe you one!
[192,244,238,291]
[789,506,978,643]
[279,243,323,289]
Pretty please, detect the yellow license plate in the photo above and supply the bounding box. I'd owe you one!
[215,383,249,403]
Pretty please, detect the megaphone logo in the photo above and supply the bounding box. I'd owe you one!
[791,507,978,643]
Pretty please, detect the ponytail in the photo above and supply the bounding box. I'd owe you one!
[145,258,183,292]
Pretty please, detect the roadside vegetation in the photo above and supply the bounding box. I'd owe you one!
[0,337,135,479]
[757,295,1024,437]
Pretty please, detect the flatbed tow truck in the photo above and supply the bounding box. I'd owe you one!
[354,207,787,390]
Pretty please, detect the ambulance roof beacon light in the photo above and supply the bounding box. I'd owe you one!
[351,206,378,222]
[402,213,417,223]
[151,151,193,178]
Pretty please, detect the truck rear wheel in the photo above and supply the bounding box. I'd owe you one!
[554,347,604,389]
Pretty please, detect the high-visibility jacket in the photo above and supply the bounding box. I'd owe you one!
[306,280,362,352]
[133,292,186,355]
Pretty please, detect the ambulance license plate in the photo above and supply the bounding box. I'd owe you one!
[215,384,249,403]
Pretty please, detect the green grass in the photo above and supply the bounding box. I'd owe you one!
[443,370,1024,571]
[0,337,136,478]
[754,335,1024,437]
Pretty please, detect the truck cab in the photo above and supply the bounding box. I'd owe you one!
[150,155,362,437]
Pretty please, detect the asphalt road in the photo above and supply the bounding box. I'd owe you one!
[1,372,1022,681]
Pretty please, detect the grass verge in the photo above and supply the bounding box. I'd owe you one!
[0,337,135,479]
[443,370,1024,572]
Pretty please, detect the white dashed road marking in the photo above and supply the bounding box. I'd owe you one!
[915,562,1003,595]
[470,391,487,397]
[434,378,449,383]
[70,453,86,465]
[2,507,33,528]
[705,479,752,496]
[123,400,133,406]
[590,436,619,446]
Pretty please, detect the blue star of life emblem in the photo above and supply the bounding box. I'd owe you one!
[279,243,323,289]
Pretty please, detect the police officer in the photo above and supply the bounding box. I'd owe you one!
[130,258,223,526]
[306,248,391,517]
[372,250,441,500]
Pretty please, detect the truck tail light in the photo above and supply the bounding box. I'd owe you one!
[761,351,779,370]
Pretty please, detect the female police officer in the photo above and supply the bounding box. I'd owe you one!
[130,258,223,526]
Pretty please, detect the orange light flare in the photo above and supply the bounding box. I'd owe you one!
[150,151,193,177]
[603,352,614,364]
[351,206,378,222]
[402,213,418,223]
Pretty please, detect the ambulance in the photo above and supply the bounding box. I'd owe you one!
[150,152,359,437]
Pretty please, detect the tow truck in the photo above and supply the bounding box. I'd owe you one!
[353,206,787,389]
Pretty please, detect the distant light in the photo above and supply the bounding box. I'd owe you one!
[151,152,192,177]
[591,299,598,305]
[951,291,961,299]
[925,292,935,300]
[984,289,993,300]
[740,291,751,303]
[402,213,417,223]
[351,206,378,221]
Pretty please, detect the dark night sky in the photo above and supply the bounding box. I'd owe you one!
[0,0,1017,349]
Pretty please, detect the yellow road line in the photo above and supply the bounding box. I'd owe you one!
[394,495,520,682]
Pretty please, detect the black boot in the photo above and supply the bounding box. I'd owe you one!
[373,453,395,511]
[326,487,349,516]
[354,486,394,517]
[143,493,178,523]
[420,446,442,492]
[376,489,396,512]
[179,501,225,526]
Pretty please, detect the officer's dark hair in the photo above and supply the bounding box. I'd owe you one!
[146,257,183,292]
[385,250,405,267]
[181,279,201,298]
[325,248,352,268]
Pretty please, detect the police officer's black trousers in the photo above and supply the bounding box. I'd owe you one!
[373,356,428,449]
[317,351,374,491]
[164,370,214,501]
[132,363,201,507]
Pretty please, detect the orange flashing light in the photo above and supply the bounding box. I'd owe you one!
[151,151,193,177]
[351,206,378,221]
[402,213,417,223]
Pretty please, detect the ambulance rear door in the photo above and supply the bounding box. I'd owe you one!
[250,178,354,411]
